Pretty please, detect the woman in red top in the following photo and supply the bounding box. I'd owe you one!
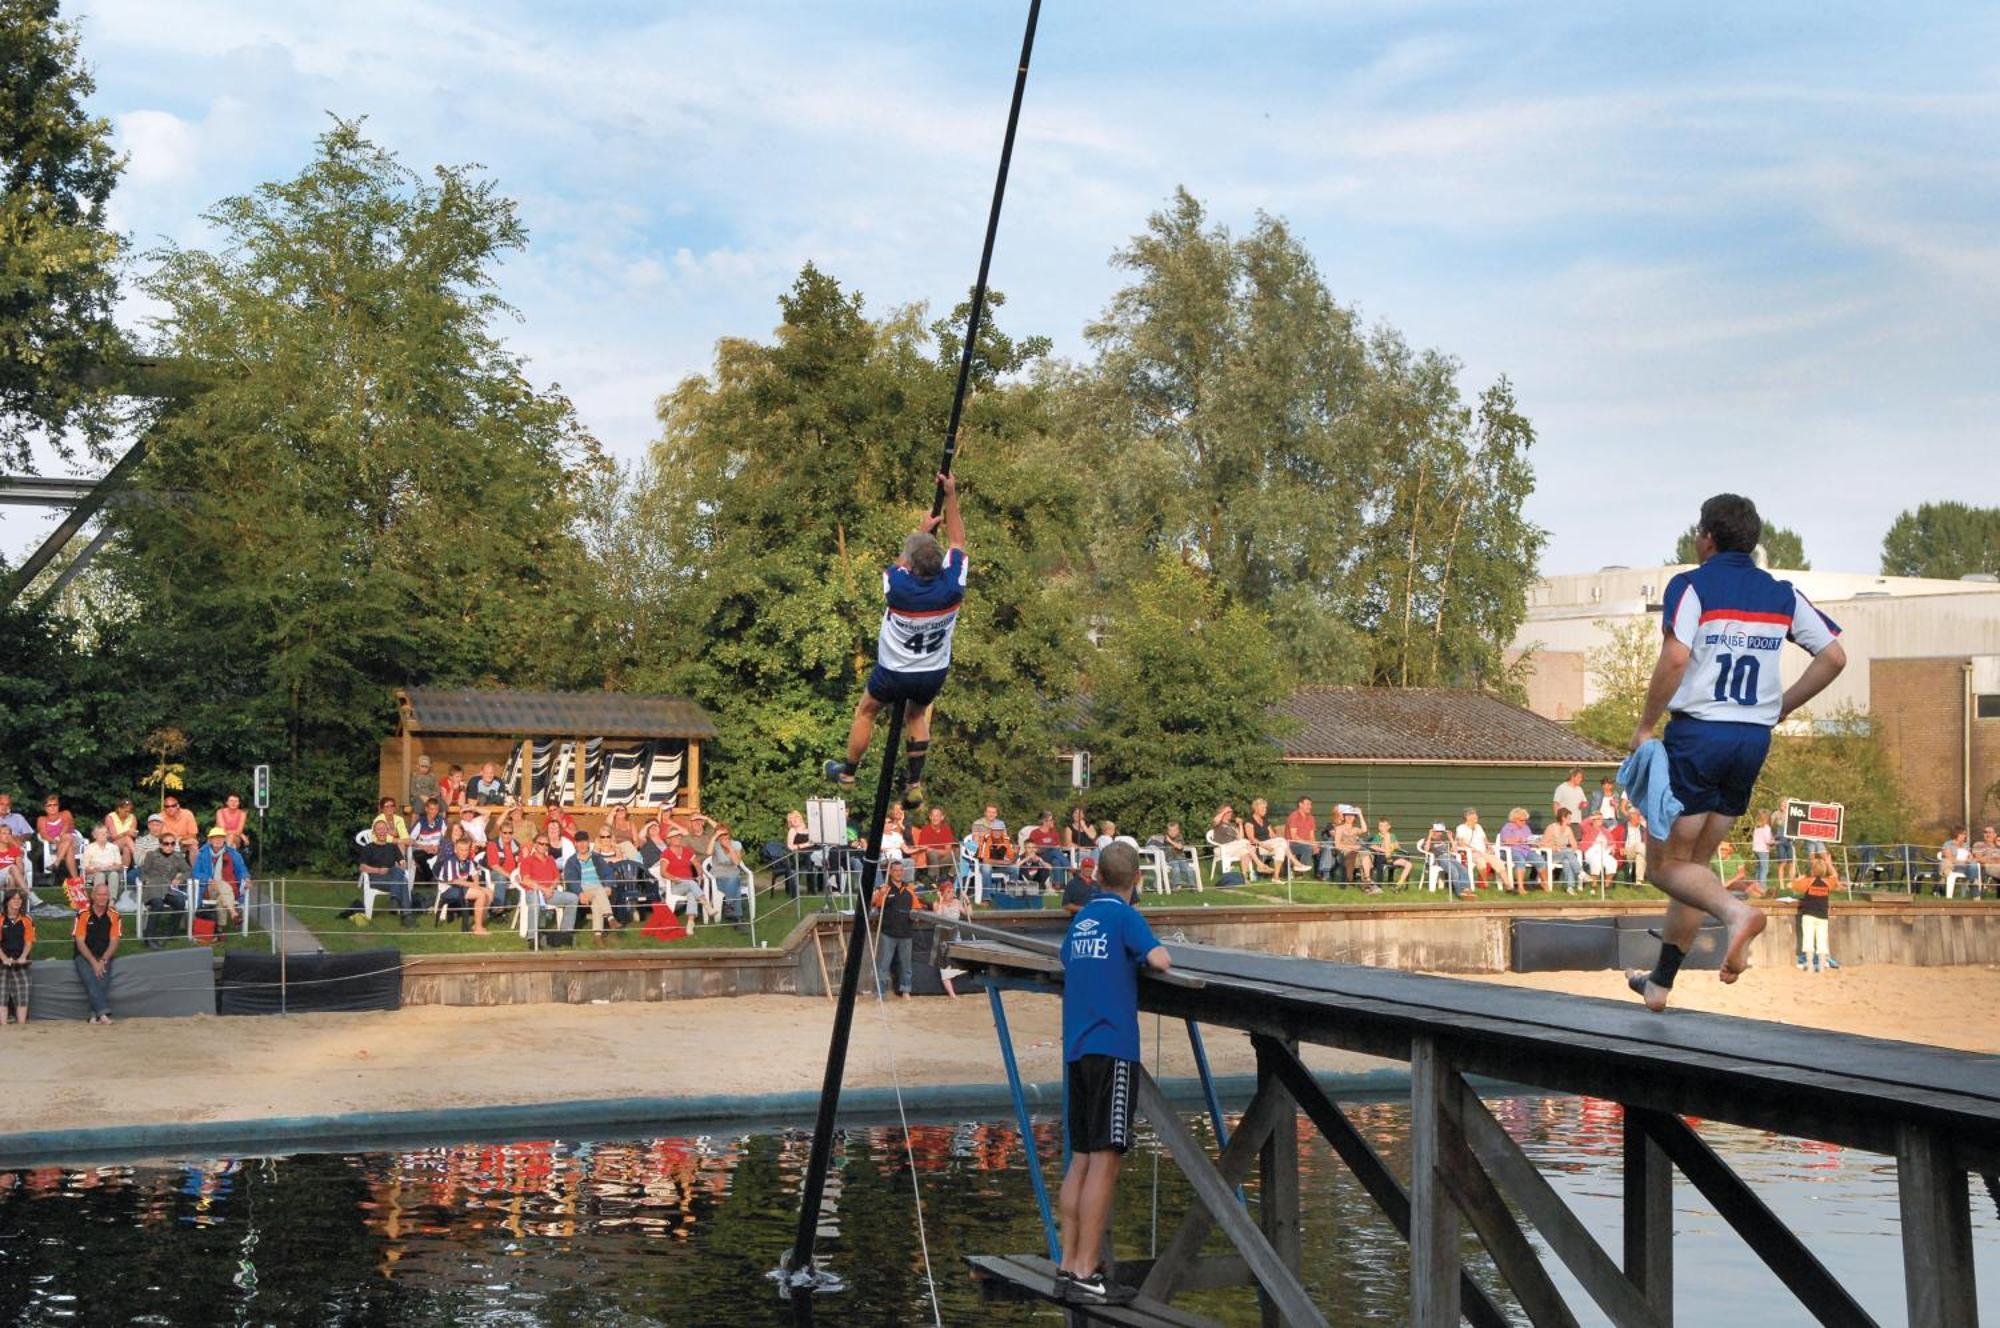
[0,826,26,894]
[214,793,250,850]
[37,797,77,881]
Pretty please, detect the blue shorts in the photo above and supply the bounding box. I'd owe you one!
[1663,716,1771,818]
[866,664,948,707]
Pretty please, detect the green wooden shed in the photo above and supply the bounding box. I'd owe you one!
[1275,686,1621,832]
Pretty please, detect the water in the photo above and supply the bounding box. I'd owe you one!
[0,1095,1993,1326]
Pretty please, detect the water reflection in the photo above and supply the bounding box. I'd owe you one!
[0,1095,1992,1326]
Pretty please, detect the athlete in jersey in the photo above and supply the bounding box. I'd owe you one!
[825,473,967,806]
[1626,494,1846,1012]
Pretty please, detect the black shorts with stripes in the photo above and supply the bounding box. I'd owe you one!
[1067,1054,1136,1155]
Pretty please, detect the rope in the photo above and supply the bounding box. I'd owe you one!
[856,897,943,1327]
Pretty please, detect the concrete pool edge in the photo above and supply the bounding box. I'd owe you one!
[0,1066,1432,1168]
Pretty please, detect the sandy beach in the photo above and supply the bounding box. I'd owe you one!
[4,964,1993,1132]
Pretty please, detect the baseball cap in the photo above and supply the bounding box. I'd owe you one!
[147,813,164,825]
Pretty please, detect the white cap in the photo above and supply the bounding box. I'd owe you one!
[1432,822,1446,832]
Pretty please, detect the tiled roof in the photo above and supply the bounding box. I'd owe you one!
[1276,686,1620,764]
[400,688,719,740]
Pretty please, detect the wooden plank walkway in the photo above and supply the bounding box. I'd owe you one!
[945,938,2000,1170]
[967,1254,1225,1327]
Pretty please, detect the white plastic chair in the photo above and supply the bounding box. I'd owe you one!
[1938,853,1965,900]
[1137,845,1170,894]
[1204,831,1252,884]
[699,860,758,927]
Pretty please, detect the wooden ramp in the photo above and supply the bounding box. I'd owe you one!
[967,1254,1225,1327]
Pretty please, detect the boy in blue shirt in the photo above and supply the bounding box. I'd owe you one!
[1628,494,1846,1011]
[1056,841,1170,1304]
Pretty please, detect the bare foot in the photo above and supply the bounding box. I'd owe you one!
[1625,970,1671,1012]
[1720,907,1767,983]
[470,926,488,936]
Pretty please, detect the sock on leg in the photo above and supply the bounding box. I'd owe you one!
[1629,942,1686,997]
[903,740,929,787]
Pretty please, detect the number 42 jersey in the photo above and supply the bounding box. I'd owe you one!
[1662,551,1840,727]
[876,547,969,674]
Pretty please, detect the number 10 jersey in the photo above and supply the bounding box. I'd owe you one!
[876,547,969,674]
[1661,551,1841,726]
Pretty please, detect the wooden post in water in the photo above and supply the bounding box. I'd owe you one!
[1895,1126,1976,1328]
[1624,1117,1674,1324]
[1257,1038,1302,1328]
[1409,1036,1463,1327]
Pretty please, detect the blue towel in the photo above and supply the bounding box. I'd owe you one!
[1618,740,1683,840]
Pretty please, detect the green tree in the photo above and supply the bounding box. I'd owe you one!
[1879,502,2000,580]
[1674,521,1809,569]
[1751,708,1912,845]
[1568,619,1657,751]
[617,266,1086,835]
[1083,189,1542,688]
[0,0,126,467]
[1082,554,1292,834]
[107,120,601,866]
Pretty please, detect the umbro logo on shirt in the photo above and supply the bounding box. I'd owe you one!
[1074,918,1101,935]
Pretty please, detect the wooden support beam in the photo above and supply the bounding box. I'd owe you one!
[1452,1080,1666,1328]
[1627,1107,1878,1328]
[1256,1040,1302,1328]
[1896,1126,1977,1328]
[1433,1100,1581,1328]
[1409,1037,1462,1328]
[1138,1078,1286,1303]
[1133,1067,1329,1328]
[1257,1036,1511,1328]
[1623,1118,1673,1325]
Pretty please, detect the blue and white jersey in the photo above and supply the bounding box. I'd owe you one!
[1661,552,1841,726]
[876,546,969,673]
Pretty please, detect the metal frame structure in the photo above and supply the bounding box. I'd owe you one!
[948,927,1994,1327]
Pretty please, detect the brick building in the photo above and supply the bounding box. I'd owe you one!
[1871,655,2000,835]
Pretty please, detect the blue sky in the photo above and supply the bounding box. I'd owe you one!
[24,0,1999,573]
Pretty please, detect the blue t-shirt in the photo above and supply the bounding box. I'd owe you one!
[1061,892,1161,1063]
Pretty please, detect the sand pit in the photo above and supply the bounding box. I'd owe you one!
[2,963,1992,1133]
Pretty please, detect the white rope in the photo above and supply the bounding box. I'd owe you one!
[857,900,944,1327]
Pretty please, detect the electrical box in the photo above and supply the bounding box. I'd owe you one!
[807,797,849,847]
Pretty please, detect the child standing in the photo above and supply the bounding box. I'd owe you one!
[1797,852,1839,972]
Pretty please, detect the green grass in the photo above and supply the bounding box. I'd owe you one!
[273,880,841,955]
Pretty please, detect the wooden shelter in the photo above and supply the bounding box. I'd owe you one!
[381,687,719,817]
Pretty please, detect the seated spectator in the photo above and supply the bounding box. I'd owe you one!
[1064,806,1096,865]
[454,803,489,846]
[518,833,578,939]
[0,889,32,1023]
[1019,829,1057,889]
[708,824,747,920]
[1454,809,1505,886]
[1148,822,1200,892]
[1331,811,1369,885]
[1541,809,1584,894]
[1942,826,1980,893]
[1971,826,2000,896]
[0,826,29,895]
[1496,808,1541,894]
[1578,813,1619,885]
[565,835,621,945]
[910,806,959,885]
[192,826,249,931]
[780,809,817,892]
[37,796,77,883]
[877,807,910,866]
[1716,840,1753,895]
[973,818,1019,894]
[484,823,526,908]
[1244,798,1288,878]
[433,834,493,934]
[1594,778,1623,823]
[0,794,31,844]
[654,832,702,916]
[411,798,448,890]
[104,799,139,874]
[157,793,198,847]
[1618,808,1650,883]
[1095,820,1138,851]
[358,819,413,924]
[440,763,468,809]
[408,754,441,812]
[1366,818,1408,890]
[1206,804,1254,880]
[1422,823,1473,898]
[605,804,636,844]
[467,761,507,805]
[1023,810,1065,886]
[1283,798,1319,877]
[79,823,124,901]
[215,793,251,850]
[137,830,190,947]
[73,881,120,1024]
[371,797,410,845]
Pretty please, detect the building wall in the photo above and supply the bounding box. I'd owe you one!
[1281,760,1620,832]
[1514,649,1587,721]
[1872,656,2000,835]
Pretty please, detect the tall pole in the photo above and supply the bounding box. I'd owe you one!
[784,0,1044,1294]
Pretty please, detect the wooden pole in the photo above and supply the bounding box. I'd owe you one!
[1256,1038,1302,1328]
[1623,1118,1674,1324]
[687,740,702,814]
[1896,1126,1976,1328]
[1409,1037,1462,1328]
[399,725,413,812]
[519,739,532,805]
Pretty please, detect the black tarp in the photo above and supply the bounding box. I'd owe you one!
[217,948,403,1014]
[1509,916,1617,972]
[27,946,218,1020]
[1616,914,1725,971]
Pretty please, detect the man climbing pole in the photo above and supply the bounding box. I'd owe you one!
[825,472,967,808]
